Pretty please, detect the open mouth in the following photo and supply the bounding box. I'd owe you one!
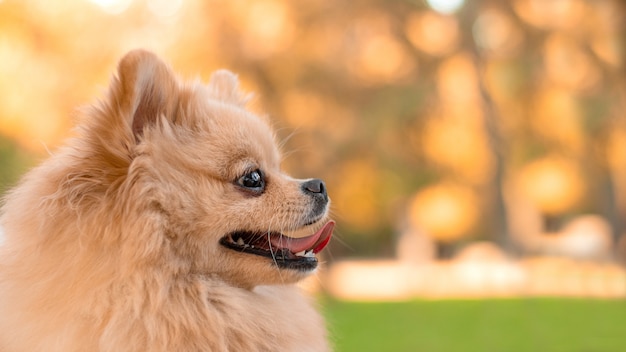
[219,221,335,271]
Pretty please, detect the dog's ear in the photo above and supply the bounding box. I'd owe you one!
[207,69,251,106]
[114,49,179,142]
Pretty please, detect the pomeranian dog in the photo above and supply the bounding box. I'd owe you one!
[0,50,334,351]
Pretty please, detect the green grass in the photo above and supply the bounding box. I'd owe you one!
[322,298,626,352]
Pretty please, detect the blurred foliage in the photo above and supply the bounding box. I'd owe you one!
[0,0,624,259]
[0,135,33,194]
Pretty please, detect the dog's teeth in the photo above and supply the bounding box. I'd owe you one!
[243,244,250,248]
[294,250,316,258]
[236,238,245,246]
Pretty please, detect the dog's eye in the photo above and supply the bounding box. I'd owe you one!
[237,169,265,191]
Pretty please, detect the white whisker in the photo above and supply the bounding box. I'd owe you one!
[277,127,302,153]
[267,215,285,284]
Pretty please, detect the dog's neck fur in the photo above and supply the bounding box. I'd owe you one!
[0,151,328,351]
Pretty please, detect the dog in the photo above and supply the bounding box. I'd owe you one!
[0,50,333,351]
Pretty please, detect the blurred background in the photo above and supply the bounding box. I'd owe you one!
[1,0,625,350]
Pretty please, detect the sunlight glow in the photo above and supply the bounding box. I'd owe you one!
[426,0,465,14]
[89,0,133,14]
[147,0,183,19]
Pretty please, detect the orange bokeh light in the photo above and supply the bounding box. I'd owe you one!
[405,11,459,57]
[518,156,585,215]
[331,159,383,231]
[409,182,479,242]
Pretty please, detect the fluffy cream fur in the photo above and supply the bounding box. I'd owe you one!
[0,50,330,351]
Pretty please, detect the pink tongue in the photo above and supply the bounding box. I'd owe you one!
[270,221,335,254]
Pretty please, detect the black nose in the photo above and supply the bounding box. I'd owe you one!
[302,179,328,199]
[301,179,329,222]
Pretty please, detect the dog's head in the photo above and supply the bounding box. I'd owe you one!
[87,50,333,288]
